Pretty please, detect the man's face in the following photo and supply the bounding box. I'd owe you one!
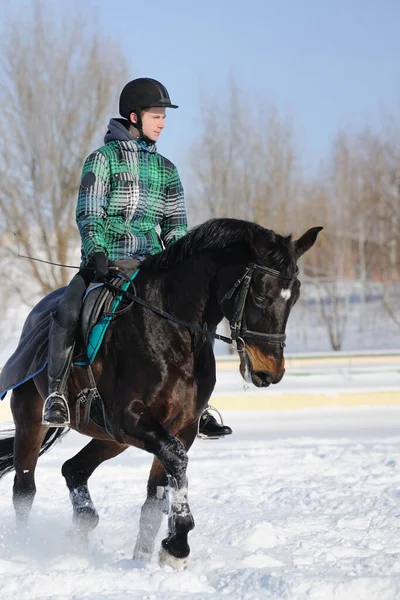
[131,107,166,142]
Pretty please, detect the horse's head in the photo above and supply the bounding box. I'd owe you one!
[218,226,323,387]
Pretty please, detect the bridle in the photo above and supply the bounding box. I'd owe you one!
[106,261,298,349]
[220,262,299,351]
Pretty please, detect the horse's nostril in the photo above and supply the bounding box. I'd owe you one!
[252,371,272,387]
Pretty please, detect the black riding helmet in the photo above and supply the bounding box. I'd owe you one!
[119,78,178,120]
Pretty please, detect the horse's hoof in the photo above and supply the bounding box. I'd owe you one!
[73,506,99,531]
[158,547,188,570]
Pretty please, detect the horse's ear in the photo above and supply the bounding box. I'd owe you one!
[294,227,323,259]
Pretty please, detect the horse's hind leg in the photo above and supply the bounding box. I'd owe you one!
[61,438,127,542]
[11,383,48,526]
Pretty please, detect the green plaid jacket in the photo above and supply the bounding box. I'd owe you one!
[76,121,188,264]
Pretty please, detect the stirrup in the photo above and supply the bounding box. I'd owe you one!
[197,405,225,440]
[42,392,71,427]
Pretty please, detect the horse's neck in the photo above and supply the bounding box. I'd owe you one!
[141,258,222,329]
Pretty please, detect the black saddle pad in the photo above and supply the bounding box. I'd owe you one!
[0,258,142,400]
[0,287,65,399]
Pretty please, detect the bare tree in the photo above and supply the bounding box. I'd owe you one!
[0,1,128,301]
[302,124,400,349]
[187,79,303,233]
[187,79,304,351]
[187,78,400,352]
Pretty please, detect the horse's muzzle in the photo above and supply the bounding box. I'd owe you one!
[238,345,286,387]
[251,368,285,387]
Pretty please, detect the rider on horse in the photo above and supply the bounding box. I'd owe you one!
[42,77,232,439]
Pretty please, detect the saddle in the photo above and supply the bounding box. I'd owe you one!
[74,258,142,435]
[77,258,141,365]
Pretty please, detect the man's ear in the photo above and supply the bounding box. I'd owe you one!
[129,111,138,124]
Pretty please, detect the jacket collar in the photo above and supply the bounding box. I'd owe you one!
[104,118,157,153]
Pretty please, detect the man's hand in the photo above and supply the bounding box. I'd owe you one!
[91,252,115,282]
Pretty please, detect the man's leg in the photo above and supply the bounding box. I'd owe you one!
[42,270,90,426]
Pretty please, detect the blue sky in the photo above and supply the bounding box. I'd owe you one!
[91,0,399,178]
[7,0,400,181]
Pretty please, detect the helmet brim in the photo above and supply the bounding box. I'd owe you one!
[146,102,178,109]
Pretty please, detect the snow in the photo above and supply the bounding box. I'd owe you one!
[1,407,400,599]
[214,366,400,397]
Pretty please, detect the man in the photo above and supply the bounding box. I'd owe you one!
[42,77,232,440]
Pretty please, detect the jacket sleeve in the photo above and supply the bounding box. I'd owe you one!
[160,166,188,247]
[76,150,110,260]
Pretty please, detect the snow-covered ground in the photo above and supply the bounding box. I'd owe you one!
[214,365,400,397]
[1,407,400,600]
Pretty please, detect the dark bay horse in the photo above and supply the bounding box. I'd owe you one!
[0,218,322,568]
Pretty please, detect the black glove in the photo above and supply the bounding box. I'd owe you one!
[91,252,114,282]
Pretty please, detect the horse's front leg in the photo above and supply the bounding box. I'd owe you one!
[133,422,198,566]
[121,406,196,569]
[133,457,166,563]
[159,468,194,570]
[159,422,199,568]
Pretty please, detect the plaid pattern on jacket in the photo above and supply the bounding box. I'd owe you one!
[76,119,188,264]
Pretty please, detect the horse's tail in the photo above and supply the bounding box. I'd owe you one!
[0,428,66,480]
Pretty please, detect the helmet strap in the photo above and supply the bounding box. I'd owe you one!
[129,110,154,146]
[129,109,143,134]
[128,124,140,139]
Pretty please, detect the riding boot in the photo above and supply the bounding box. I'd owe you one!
[42,314,74,427]
[198,409,233,439]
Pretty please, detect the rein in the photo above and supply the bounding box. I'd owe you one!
[16,250,297,349]
[105,279,233,344]
[105,262,298,349]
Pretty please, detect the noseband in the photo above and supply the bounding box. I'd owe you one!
[221,262,298,350]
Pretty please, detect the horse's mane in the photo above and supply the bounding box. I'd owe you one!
[142,218,297,276]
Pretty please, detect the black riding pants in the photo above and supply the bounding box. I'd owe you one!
[54,268,94,332]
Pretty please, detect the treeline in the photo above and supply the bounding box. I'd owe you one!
[187,82,400,348]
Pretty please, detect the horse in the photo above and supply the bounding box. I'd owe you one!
[0,217,322,569]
